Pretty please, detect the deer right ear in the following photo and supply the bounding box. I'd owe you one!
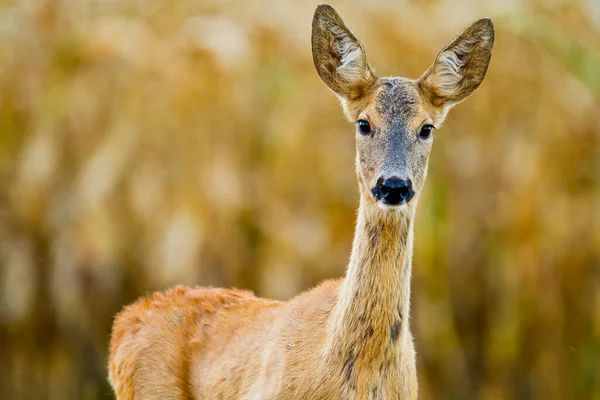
[419,18,494,108]
[311,5,377,100]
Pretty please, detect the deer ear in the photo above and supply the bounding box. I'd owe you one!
[419,18,494,107]
[312,5,377,100]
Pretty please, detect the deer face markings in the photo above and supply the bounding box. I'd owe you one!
[357,78,434,209]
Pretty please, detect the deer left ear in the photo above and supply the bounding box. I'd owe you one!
[311,5,377,100]
[419,18,494,107]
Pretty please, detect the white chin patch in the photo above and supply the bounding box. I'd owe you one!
[377,202,409,212]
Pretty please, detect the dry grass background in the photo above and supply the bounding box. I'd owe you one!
[0,0,599,399]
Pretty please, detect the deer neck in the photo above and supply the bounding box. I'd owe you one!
[326,197,415,384]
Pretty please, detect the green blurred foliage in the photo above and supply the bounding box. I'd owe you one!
[0,0,599,399]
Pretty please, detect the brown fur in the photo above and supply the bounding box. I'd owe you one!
[108,5,493,399]
[419,18,494,107]
[311,5,377,100]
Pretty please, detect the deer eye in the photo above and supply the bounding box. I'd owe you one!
[419,124,434,140]
[357,120,371,135]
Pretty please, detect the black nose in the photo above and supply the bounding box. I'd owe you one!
[373,177,414,205]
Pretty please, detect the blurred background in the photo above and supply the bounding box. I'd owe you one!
[0,0,599,399]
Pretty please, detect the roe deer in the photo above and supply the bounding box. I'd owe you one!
[108,5,494,399]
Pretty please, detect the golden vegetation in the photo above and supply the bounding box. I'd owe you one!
[0,0,598,399]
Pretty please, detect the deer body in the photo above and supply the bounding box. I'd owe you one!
[110,201,416,399]
[109,5,494,399]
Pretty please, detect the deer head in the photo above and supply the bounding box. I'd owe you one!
[312,5,494,212]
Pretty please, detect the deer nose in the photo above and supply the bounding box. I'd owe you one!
[374,177,414,205]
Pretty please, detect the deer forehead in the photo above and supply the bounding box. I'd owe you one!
[344,78,444,129]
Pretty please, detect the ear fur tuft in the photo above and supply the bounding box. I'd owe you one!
[312,5,377,100]
[419,18,494,107]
